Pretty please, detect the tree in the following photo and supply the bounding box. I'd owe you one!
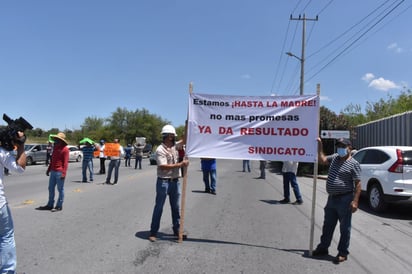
[341,103,367,127]
[81,117,106,132]
[319,106,349,131]
[365,95,396,121]
[103,107,171,146]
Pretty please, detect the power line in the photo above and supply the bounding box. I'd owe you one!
[272,0,331,95]
[306,0,392,61]
[305,0,405,83]
[316,0,335,15]
[269,20,292,95]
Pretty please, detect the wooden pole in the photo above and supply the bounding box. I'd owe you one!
[309,83,321,255]
[178,82,193,243]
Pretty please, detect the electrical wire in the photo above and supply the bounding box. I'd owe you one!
[272,0,406,96]
[305,0,405,83]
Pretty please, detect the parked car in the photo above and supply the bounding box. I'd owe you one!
[143,144,153,158]
[67,145,83,162]
[24,144,48,165]
[352,146,412,212]
[149,152,157,165]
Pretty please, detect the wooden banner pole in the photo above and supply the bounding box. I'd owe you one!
[178,82,193,243]
[309,83,321,254]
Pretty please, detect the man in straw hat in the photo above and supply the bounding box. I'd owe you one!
[36,132,69,212]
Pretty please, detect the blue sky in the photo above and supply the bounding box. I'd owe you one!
[0,0,411,130]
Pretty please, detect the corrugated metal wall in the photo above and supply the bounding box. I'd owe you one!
[353,111,412,149]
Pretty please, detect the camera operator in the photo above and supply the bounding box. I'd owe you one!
[0,130,26,273]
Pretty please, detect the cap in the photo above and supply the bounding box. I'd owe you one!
[336,138,351,147]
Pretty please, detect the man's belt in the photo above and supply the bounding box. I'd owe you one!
[158,177,179,182]
[330,191,353,197]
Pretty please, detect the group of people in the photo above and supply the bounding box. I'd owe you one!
[36,135,149,214]
[34,136,131,215]
[72,138,146,185]
[0,120,361,272]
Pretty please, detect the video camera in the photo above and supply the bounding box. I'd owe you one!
[0,114,33,151]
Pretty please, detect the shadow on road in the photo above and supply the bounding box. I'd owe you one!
[260,199,290,205]
[134,230,337,263]
[358,196,412,220]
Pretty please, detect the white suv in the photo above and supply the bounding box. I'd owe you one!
[352,146,412,212]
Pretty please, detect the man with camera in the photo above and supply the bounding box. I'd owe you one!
[0,116,29,273]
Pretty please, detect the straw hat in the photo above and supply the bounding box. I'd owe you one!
[52,132,68,145]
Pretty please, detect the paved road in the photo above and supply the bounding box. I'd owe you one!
[3,158,412,273]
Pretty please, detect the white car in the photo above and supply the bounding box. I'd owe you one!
[352,146,412,212]
[67,145,83,162]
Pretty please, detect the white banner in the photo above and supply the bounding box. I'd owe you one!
[186,93,320,163]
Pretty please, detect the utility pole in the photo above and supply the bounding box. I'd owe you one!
[288,14,318,95]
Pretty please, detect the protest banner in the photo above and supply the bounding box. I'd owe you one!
[186,93,320,163]
[104,143,121,157]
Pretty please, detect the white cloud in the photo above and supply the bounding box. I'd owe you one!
[368,77,400,91]
[361,73,399,91]
[362,73,375,83]
[320,95,331,102]
[387,42,403,53]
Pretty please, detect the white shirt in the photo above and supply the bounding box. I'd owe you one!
[282,161,299,174]
[0,147,25,208]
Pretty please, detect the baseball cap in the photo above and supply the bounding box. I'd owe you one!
[336,138,351,147]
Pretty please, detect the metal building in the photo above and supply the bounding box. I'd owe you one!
[353,111,412,149]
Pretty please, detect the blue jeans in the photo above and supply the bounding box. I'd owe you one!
[282,172,302,201]
[317,193,353,256]
[260,161,266,179]
[48,171,65,208]
[106,159,120,183]
[135,156,142,169]
[242,160,250,172]
[0,204,16,273]
[203,169,217,192]
[124,156,131,167]
[82,159,94,182]
[150,178,181,236]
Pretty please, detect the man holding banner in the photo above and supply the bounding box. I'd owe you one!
[312,137,361,264]
[149,125,189,242]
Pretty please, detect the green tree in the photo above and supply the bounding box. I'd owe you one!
[341,103,367,127]
[391,89,412,114]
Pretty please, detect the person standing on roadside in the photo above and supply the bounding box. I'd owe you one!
[124,144,132,167]
[37,132,69,212]
[45,141,53,166]
[201,158,217,194]
[258,160,266,179]
[242,159,251,172]
[279,161,303,205]
[149,125,189,242]
[81,141,95,182]
[98,139,106,174]
[134,143,144,170]
[0,130,26,273]
[105,138,124,185]
[312,137,361,264]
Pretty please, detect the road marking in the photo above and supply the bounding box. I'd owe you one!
[23,199,34,205]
